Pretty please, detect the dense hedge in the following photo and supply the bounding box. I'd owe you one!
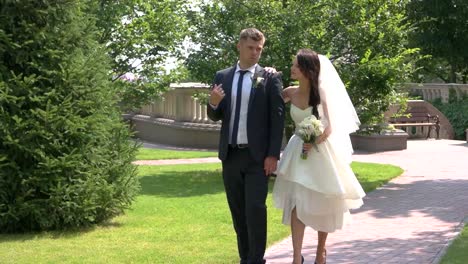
[431,90,468,140]
[0,1,139,232]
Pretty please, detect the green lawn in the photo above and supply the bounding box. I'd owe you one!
[0,162,402,264]
[136,148,217,160]
[440,224,468,264]
[351,162,403,192]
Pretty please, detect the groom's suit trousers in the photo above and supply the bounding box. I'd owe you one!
[222,146,269,264]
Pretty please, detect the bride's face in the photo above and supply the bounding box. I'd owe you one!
[290,58,305,81]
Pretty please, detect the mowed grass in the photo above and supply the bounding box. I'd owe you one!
[351,162,403,192]
[440,224,468,264]
[0,162,402,264]
[136,147,217,160]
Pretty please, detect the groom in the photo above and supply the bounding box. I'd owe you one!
[207,28,285,264]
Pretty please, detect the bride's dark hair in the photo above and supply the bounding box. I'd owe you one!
[296,49,321,117]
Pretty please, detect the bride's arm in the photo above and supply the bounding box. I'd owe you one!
[282,86,297,103]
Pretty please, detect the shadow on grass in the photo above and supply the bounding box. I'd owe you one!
[138,168,280,197]
[0,220,122,242]
[139,169,225,197]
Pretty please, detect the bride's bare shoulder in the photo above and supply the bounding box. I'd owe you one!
[282,85,299,102]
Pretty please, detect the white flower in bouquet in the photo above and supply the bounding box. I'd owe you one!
[296,115,323,159]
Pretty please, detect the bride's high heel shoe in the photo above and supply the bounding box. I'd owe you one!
[293,255,304,264]
[292,255,304,264]
[314,249,327,264]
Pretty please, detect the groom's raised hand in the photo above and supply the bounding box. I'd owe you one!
[209,83,225,107]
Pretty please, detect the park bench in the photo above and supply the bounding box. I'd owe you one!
[389,107,440,139]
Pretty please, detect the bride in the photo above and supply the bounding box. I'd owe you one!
[272,49,366,264]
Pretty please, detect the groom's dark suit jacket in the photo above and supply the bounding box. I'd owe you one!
[207,64,285,163]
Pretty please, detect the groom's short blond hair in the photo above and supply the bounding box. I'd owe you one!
[239,28,265,43]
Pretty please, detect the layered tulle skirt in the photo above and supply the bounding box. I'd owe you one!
[273,135,365,233]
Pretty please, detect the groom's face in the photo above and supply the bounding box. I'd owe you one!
[237,38,264,66]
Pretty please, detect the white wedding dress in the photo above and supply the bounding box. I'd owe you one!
[272,103,366,233]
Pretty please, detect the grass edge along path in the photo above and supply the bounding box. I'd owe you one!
[439,223,468,264]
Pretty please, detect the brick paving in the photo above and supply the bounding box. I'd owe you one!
[135,139,468,264]
[265,140,468,264]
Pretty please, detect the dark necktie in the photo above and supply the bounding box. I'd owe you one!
[231,70,248,144]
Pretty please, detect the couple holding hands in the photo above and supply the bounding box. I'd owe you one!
[207,28,365,264]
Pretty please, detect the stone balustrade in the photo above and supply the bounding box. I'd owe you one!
[130,83,221,149]
[403,83,468,103]
[141,82,466,126]
[139,82,218,124]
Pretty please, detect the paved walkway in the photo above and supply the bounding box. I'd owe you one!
[265,140,468,264]
[135,139,468,263]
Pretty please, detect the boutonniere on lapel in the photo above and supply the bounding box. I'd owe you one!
[251,74,265,89]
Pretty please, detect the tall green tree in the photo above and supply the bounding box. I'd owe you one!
[0,0,139,232]
[94,0,189,111]
[186,1,325,86]
[407,0,468,83]
[186,0,418,127]
[321,0,418,125]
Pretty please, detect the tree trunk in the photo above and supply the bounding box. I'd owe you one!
[449,63,457,83]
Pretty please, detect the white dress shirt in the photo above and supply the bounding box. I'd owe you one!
[229,63,257,144]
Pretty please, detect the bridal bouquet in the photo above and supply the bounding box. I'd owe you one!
[296,115,323,159]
